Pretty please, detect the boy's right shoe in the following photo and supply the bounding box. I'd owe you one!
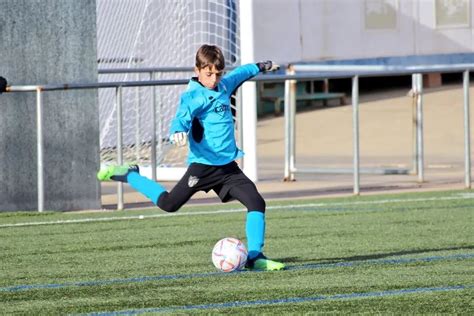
[245,253,286,271]
[97,164,139,183]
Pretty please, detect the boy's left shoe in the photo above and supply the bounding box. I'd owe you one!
[245,253,286,271]
[97,164,139,183]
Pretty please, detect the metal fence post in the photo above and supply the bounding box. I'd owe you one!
[416,74,424,183]
[150,71,157,181]
[284,65,296,181]
[411,74,418,175]
[290,67,297,181]
[135,73,141,161]
[463,70,471,188]
[156,73,164,176]
[284,76,291,181]
[352,76,360,195]
[116,86,124,210]
[36,87,44,212]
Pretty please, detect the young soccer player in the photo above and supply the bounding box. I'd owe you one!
[97,44,285,271]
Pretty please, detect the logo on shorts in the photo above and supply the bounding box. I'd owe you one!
[188,175,199,187]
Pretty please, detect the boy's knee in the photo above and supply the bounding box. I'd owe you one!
[158,201,179,213]
[249,196,266,213]
[157,192,180,213]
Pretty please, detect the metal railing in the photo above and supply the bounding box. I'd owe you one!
[9,79,188,211]
[6,63,473,211]
[283,64,473,194]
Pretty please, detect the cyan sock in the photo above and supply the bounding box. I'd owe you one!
[127,172,166,205]
[246,211,265,260]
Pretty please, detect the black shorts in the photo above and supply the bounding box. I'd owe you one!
[157,161,265,213]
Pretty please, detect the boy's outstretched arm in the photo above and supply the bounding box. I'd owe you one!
[0,76,7,94]
[223,61,280,93]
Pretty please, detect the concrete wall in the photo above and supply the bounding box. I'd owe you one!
[251,0,474,64]
[0,0,100,211]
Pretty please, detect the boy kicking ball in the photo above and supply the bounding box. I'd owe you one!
[97,44,285,271]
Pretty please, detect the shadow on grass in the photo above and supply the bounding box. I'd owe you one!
[281,245,474,265]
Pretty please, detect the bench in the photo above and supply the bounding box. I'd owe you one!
[258,80,347,115]
[260,92,347,115]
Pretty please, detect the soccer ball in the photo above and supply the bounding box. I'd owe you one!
[211,237,248,272]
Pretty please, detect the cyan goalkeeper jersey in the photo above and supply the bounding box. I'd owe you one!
[170,63,260,166]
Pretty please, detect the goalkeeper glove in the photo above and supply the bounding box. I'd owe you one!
[170,132,188,147]
[0,76,7,94]
[257,61,280,72]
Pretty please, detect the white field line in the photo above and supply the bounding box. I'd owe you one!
[0,195,472,229]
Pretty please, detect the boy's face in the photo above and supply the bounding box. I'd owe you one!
[195,65,223,90]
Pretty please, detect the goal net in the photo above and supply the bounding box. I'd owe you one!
[96,0,240,180]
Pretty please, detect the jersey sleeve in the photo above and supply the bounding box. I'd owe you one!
[221,63,260,93]
[169,92,203,135]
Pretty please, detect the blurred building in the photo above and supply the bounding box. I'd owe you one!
[251,0,474,65]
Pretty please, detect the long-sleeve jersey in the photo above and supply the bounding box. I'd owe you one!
[170,63,260,166]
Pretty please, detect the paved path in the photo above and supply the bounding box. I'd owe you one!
[101,84,473,209]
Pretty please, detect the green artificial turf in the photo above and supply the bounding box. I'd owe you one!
[0,190,472,314]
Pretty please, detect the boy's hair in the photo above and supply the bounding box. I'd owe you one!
[195,44,225,71]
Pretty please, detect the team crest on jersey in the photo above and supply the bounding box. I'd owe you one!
[214,101,230,116]
[188,175,199,187]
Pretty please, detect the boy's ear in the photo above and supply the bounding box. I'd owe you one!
[194,67,200,76]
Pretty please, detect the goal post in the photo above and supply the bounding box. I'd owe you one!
[239,0,258,182]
